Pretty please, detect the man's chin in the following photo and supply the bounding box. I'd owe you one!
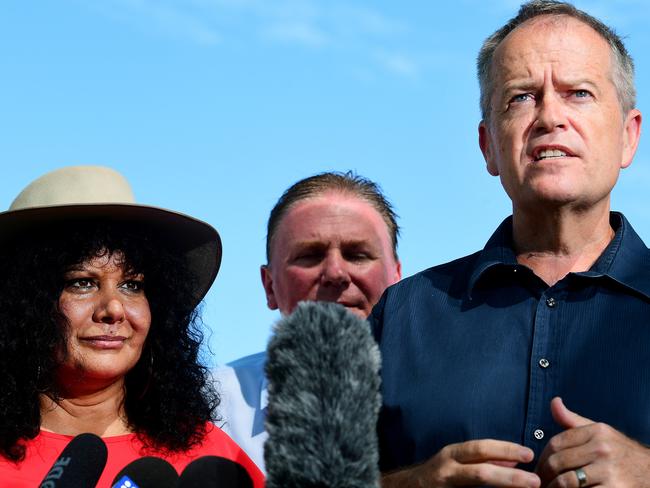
[337,303,369,319]
[516,187,598,211]
[285,300,369,318]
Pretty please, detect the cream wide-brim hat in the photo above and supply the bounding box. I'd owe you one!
[0,165,222,308]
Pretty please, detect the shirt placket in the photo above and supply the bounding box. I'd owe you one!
[523,284,563,458]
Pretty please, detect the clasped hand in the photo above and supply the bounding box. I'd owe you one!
[399,397,650,487]
[534,397,650,488]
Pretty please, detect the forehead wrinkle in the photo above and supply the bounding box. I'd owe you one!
[269,191,394,264]
[493,16,615,94]
[280,201,379,235]
[286,222,376,245]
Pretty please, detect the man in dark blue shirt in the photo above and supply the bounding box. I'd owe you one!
[372,2,647,487]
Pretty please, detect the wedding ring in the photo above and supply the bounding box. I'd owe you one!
[574,467,587,487]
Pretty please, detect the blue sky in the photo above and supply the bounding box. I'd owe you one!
[2,0,649,365]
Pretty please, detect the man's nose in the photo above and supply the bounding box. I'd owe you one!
[93,291,126,324]
[534,92,567,132]
[321,252,351,286]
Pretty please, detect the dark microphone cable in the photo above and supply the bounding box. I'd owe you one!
[177,455,253,487]
[111,456,178,488]
[264,301,382,488]
[38,432,108,488]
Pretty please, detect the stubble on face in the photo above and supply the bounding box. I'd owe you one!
[480,15,635,213]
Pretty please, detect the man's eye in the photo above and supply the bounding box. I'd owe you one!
[345,252,371,262]
[511,93,534,103]
[298,254,320,261]
[292,252,323,265]
[573,89,592,99]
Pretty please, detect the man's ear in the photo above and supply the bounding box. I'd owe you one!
[479,121,499,176]
[620,108,642,169]
[393,260,402,283]
[260,265,278,310]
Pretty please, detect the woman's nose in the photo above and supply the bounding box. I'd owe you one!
[93,294,126,324]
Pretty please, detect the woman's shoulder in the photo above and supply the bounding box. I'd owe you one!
[190,421,255,460]
[185,422,265,487]
[0,431,93,487]
[0,426,265,488]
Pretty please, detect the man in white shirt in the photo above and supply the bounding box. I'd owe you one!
[214,171,402,473]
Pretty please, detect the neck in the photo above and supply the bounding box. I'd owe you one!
[512,203,614,286]
[40,379,131,438]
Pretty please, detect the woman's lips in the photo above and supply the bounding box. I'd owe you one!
[79,336,127,350]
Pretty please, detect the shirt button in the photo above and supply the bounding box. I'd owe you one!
[533,429,544,440]
[546,297,556,308]
[539,358,550,368]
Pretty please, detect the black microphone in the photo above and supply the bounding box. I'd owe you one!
[177,456,253,487]
[264,301,382,488]
[111,456,178,488]
[38,432,108,488]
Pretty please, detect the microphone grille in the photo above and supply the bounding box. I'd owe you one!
[111,456,178,488]
[39,433,107,488]
[177,456,253,487]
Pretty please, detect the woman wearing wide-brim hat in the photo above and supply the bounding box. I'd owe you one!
[0,166,264,487]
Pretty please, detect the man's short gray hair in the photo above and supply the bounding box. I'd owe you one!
[477,0,636,121]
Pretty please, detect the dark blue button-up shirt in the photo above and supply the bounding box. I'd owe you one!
[370,213,650,472]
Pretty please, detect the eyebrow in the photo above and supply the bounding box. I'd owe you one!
[341,240,375,249]
[501,80,537,93]
[292,240,328,250]
[293,238,374,248]
[502,77,600,94]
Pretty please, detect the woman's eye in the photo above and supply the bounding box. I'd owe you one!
[65,279,95,290]
[121,280,145,292]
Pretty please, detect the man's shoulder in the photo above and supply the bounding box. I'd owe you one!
[369,250,484,338]
[418,250,483,279]
[386,250,483,298]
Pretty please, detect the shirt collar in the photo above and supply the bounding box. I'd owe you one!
[467,216,517,297]
[593,212,650,299]
[261,375,269,412]
[467,212,650,300]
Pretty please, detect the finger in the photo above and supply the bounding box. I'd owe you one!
[537,399,598,469]
[453,462,541,488]
[450,439,534,464]
[546,465,596,488]
[536,426,595,472]
[537,444,599,483]
[551,397,593,430]
[489,460,519,468]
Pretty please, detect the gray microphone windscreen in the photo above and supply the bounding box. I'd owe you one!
[264,301,381,488]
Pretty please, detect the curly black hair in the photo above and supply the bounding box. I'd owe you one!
[0,219,219,462]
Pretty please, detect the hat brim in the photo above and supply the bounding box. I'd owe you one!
[0,203,222,309]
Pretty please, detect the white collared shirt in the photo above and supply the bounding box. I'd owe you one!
[213,351,269,474]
